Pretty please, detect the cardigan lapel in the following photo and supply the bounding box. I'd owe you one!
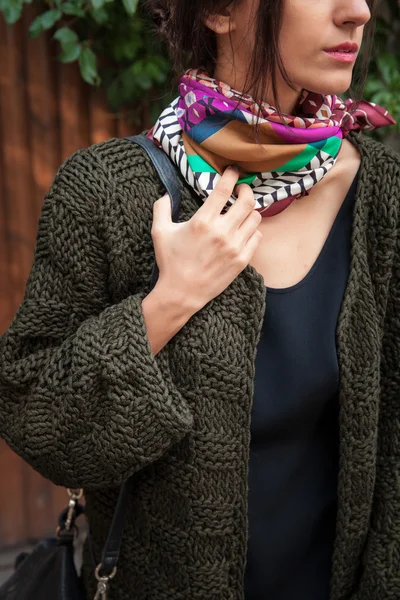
[178,132,381,600]
[232,133,381,600]
[329,133,380,600]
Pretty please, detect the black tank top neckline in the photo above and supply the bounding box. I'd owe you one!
[266,169,360,295]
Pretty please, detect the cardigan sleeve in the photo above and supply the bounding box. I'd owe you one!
[379,179,400,453]
[355,178,400,598]
[0,148,193,491]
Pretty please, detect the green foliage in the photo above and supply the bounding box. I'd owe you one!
[0,0,33,24]
[0,0,399,137]
[361,0,400,140]
[0,0,174,122]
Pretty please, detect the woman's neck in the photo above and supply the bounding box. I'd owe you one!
[211,65,303,115]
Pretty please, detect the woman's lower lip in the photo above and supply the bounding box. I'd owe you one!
[324,50,357,63]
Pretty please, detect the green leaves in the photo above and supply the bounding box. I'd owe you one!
[0,0,31,25]
[61,2,85,17]
[53,26,78,46]
[122,0,139,16]
[91,6,109,25]
[91,0,105,9]
[53,26,100,84]
[29,9,62,38]
[376,53,400,88]
[364,51,400,134]
[54,27,81,63]
[79,47,100,85]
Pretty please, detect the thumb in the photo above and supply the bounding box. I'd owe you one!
[153,193,172,224]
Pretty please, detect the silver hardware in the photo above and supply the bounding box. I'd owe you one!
[93,564,117,600]
[56,488,83,537]
[94,564,117,580]
[94,580,108,600]
[65,489,83,529]
[65,497,78,531]
[67,488,83,500]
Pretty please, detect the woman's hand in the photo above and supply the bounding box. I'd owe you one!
[151,166,263,314]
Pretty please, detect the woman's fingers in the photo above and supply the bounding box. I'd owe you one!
[198,167,240,218]
[224,182,258,230]
[152,194,172,236]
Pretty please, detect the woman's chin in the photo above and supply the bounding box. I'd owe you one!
[299,69,353,97]
[307,80,352,97]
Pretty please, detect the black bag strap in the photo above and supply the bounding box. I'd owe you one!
[125,134,182,289]
[94,133,182,575]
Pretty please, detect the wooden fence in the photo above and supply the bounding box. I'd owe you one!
[0,5,149,549]
[1,0,399,554]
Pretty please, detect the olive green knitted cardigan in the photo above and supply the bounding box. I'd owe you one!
[0,131,399,600]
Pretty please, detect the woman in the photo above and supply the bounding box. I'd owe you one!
[0,0,398,598]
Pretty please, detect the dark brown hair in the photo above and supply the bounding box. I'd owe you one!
[144,0,378,129]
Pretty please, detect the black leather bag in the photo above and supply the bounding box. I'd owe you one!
[0,490,86,600]
[0,133,182,600]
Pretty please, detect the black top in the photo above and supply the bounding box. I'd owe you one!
[244,172,359,600]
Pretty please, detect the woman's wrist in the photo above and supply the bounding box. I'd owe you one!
[140,283,197,355]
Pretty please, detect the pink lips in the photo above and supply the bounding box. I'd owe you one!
[324,42,359,63]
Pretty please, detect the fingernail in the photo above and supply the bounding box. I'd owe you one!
[229,165,240,173]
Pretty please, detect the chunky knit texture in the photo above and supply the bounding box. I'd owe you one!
[0,131,399,600]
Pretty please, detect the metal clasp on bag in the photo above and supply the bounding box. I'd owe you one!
[56,488,83,539]
[93,563,117,600]
[65,488,83,530]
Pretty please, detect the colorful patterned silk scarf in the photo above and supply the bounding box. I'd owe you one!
[147,68,396,217]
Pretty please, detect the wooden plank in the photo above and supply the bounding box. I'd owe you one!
[0,16,36,310]
[24,463,54,541]
[22,5,61,218]
[50,484,69,526]
[89,86,118,144]
[0,16,33,548]
[0,441,26,546]
[0,89,13,334]
[58,61,90,160]
[116,105,137,138]
[141,96,154,131]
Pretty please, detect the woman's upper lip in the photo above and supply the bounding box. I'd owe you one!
[324,42,359,52]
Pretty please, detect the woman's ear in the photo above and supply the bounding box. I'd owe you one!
[203,6,237,35]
